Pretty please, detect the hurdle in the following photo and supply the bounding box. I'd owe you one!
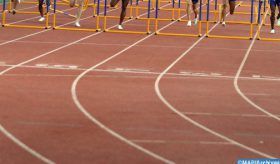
[102,0,152,34]
[154,0,203,37]
[53,0,101,32]
[206,0,258,40]
[2,0,51,29]
[257,0,280,41]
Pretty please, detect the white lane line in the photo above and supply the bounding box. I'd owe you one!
[131,139,233,145]
[233,9,280,122]
[0,125,55,164]
[2,64,280,82]
[183,112,280,118]
[0,3,175,164]
[154,6,276,159]
[70,3,211,163]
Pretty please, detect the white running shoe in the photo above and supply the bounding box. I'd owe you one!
[194,18,198,25]
[270,29,275,34]
[75,21,81,27]
[277,19,280,26]
[38,17,45,22]
[117,24,123,30]
[187,20,192,27]
[222,21,226,26]
[18,0,21,3]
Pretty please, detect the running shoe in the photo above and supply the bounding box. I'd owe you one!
[222,21,226,26]
[75,21,81,27]
[117,24,123,30]
[38,17,45,22]
[270,29,275,34]
[194,18,198,25]
[187,20,192,26]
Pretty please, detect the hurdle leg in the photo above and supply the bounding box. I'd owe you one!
[129,0,133,18]
[136,5,139,18]
[45,12,49,29]
[93,0,97,17]
[96,16,100,31]
[2,11,7,26]
[9,0,12,11]
[103,16,107,31]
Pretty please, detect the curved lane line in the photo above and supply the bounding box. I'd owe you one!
[154,9,276,159]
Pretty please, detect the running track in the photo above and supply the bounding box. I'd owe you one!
[0,1,279,163]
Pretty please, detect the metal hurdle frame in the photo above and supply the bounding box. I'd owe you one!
[154,0,203,37]
[149,0,220,22]
[102,0,152,34]
[99,0,136,22]
[2,0,51,29]
[206,0,258,40]
[257,0,280,41]
[53,0,102,32]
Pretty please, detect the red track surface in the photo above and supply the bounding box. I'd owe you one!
[0,1,279,163]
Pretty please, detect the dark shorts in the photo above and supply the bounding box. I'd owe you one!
[192,0,198,4]
[270,0,280,6]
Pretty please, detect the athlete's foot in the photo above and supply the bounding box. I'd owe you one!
[117,24,123,30]
[12,9,16,15]
[194,18,198,25]
[270,29,275,34]
[187,20,192,27]
[75,21,81,27]
[38,17,45,22]
[277,18,280,26]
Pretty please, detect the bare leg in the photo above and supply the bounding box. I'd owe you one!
[12,0,19,14]
[76,0,83,24]
[270,3,276,30]
[38,0,44,17]
[192,3,198,19]
[119,0,129,25]
[70,0,76,7]
[221,5,227,22]
[277,4,280,20]
[110,0,120,7]
[229,0,235,15]
[186,0,191,21]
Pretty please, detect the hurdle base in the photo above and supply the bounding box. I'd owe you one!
[2,24,50,29]
[207,34,252,40]
[54,26,101,32]
[257,37,280,41]
[155,32,201,37]
[104,29,150,35]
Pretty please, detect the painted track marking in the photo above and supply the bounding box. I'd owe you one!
[70,3,212,163]
[0,2,175,163]
[233,9,280,122]
[2,64,280,82]
[154,6,276,159]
